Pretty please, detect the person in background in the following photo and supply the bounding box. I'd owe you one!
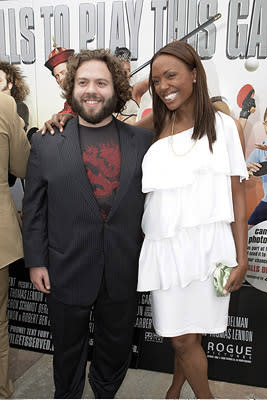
[246,108,267,229]
[137,40,248,399]
[0,61,30,187]
[210,96,231,116]
[113,47,149,125]
[23,49,153,399]
[44,43,76,115]
[0,92,30,398]
[0,61,30,131]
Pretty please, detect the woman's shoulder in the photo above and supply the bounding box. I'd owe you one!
[218,111,245,150]
[215,112,243,145]
[215,111,235,128]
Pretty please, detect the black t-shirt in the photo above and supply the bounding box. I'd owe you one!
[79,120,121,220]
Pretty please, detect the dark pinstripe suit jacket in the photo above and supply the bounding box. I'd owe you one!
[22,117,153,306]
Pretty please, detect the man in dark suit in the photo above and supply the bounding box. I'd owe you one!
[22,49,153,399]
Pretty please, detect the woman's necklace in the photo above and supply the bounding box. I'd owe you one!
[169,112,198,157]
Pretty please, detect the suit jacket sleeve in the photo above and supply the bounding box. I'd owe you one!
[23,134,48,268]
[6,96,30,178]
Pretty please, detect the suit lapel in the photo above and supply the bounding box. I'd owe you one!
[106,118,137,222]
[57,117,103,220]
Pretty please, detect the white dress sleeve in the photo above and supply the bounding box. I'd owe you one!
[218,113,248,181]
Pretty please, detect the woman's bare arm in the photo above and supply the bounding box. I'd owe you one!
[224,119,248,293]
[135,110,155,131]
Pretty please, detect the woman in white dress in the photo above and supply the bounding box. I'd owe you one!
[137,41,248,398]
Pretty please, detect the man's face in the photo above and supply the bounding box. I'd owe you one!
[0,70,11,94]
[72,60,117,126]
[53,62,67,88]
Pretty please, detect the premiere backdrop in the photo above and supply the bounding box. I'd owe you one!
[1,0,267,387]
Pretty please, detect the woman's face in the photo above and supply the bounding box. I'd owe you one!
[151,54,196,112]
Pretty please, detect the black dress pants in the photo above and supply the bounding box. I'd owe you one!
[47,279,137,399]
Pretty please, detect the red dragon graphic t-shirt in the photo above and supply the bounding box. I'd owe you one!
[79,120,121,220]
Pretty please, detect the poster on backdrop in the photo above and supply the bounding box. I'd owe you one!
[8,259,54,353]
[0,0,266,127]
[202,286,267,388]
[1,0,266,385]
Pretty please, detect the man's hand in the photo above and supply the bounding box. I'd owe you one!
[41,113,73,135]
[30,267,51,294]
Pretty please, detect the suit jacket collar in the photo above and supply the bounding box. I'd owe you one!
[57,116,137,222]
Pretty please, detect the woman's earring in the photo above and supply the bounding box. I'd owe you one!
[193,79,196,83]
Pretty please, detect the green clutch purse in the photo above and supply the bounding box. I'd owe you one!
[213,263,232,297]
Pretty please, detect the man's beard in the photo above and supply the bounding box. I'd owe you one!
[72,93,117,124]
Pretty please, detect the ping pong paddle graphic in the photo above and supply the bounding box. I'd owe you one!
[237,84,256,118]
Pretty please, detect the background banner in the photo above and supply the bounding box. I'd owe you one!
[2,0,266,387]
[8,259,54,354]
[202,286,267,387]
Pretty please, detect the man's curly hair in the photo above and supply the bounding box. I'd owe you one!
[62,49,131,114]
[0,61,29,101]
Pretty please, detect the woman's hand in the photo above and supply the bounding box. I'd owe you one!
[223,264,248,295]
[41,113,73,135]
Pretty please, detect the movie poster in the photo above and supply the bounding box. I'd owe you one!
[1,0,266,386]
[8,259,53,353]
[202,286,267,387]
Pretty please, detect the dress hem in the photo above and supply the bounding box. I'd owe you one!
[154,325,228,338]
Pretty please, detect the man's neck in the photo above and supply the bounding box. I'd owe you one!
[78,115,113,128]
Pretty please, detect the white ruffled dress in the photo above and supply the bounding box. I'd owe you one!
[137,112,248,337]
